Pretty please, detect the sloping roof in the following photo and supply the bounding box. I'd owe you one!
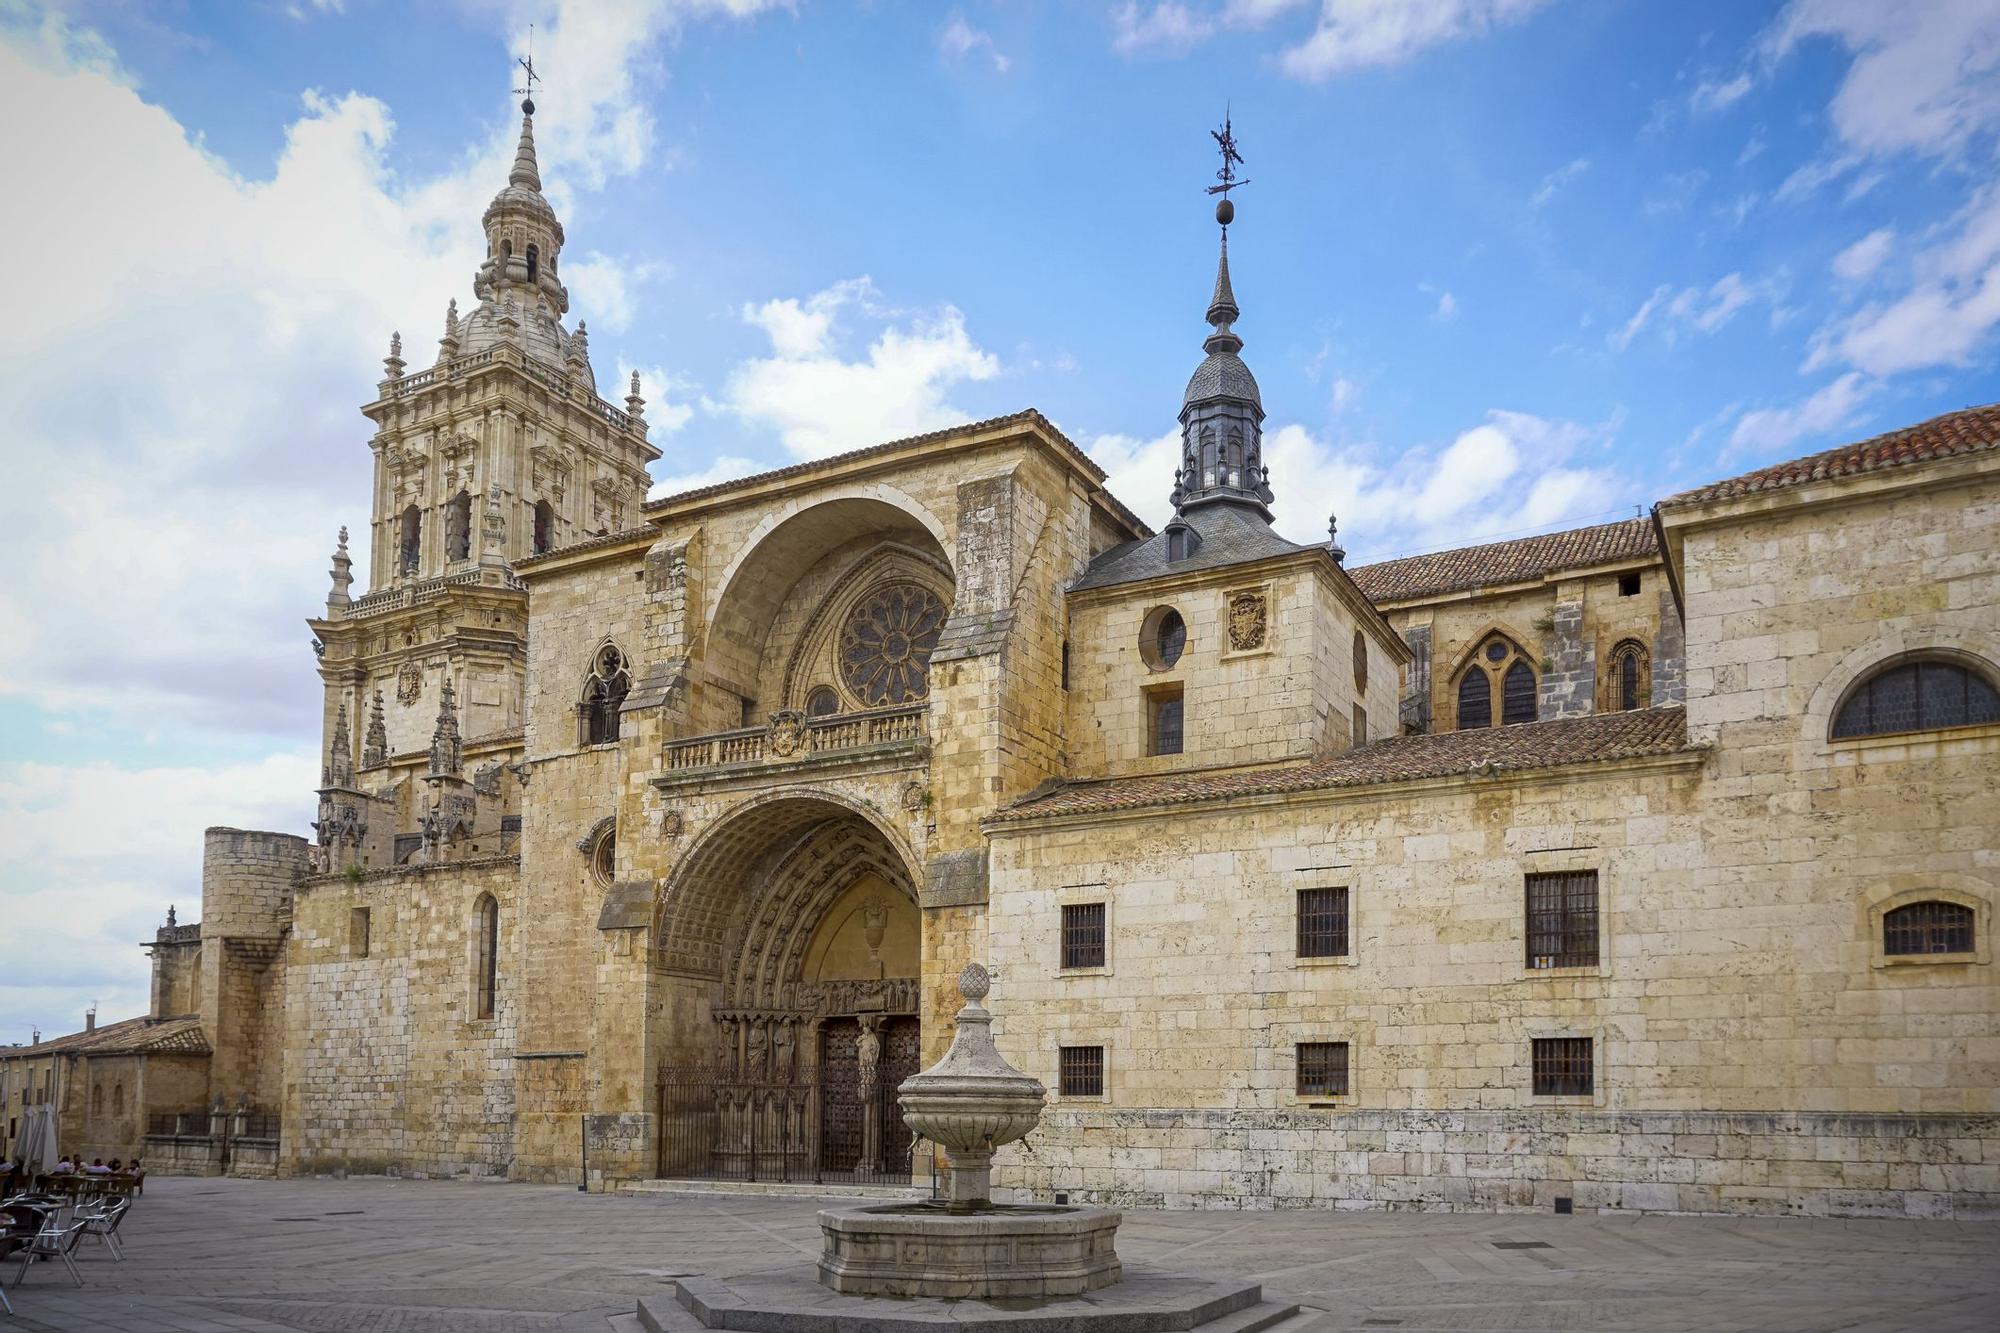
[993,706,1693,823]
[639,410,1109,513]
[1662,401,2000,507]
[1347,518,1657,603]
[3,1016,209,1059]
[1073,500,1312,592]
[512,524,653,571]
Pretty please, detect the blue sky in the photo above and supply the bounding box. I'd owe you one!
[3,0,1997,1043]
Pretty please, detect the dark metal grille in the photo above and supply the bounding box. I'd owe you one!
[1296,1042,1349,1096]
[1456,669,1491,730]
[1502,660,1538,725]
[1059,1046,1104,1097]
[1062,903,1107,969]
[1297,887,1349,958]
[1883,901,1975,955]
[1151,692,1184,755]
[1155,609,1187,667]
[1526,871,1598,968]
[1532,1037,1592,1096]
[1832,660,2000,738]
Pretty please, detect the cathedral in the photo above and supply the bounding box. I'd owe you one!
[6,97,1996,1219]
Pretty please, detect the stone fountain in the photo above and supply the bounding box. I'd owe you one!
[815,962,1123,1298]
[638,964,1300,1331]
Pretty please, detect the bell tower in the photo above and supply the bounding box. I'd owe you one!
[307,79,661,859]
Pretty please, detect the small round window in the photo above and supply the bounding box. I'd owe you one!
[805,685,839,717]
[1140,606,1187,671]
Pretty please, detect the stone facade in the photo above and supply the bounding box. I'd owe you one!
[44,102,1995,1219]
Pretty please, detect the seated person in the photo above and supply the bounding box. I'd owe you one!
[82,1158,111,1174]
[107,1158,123,1173]
[49,1156,76,1175]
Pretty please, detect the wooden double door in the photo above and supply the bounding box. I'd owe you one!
[816,1015,920,1175]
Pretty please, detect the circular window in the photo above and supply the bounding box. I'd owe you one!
[1140,606,1188,671]
[1353,629,1368,691]
[839,583,948,706]
[805,685,839,717]
[591,826,616,887]
[1485,641,1508,663]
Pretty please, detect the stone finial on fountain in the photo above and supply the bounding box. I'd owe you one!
[895,961,1046,1211]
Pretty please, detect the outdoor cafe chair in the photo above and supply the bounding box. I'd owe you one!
[75,1198,128,1261]
[11,1219,86,1289]
[0,1235,19,1314]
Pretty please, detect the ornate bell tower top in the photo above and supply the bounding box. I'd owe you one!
[1172,114,1274,522]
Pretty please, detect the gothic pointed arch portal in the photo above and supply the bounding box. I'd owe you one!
[650,793,924,1183]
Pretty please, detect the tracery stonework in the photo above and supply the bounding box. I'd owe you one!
[1227,591,1267,651]
[839,583,947,705]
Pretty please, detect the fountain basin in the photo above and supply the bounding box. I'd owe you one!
[816,1201,1123,1299]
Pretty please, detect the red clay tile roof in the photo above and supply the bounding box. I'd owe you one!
[3,1016,209,1058]
[1662,401,2000,507]
[993,706,1693,823]
[1347,518,1657,603]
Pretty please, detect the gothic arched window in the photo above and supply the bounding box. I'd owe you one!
[581,645,630,745]
[1831,657,2000,739]
[533,499,556,555]
[113,1083,125,1115]
[839,583,948,706]
[525,243,539,283]
[91,1083,103,1115]
[446,491,472,562]
[472,893,499,1020]
[398,505,422,575]
[1607,639,1650,712]
[805,685,839,718]
[1455,634,1537,730]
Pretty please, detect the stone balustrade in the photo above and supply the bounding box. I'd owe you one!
[384,344,639,434]
[661,703,928,776]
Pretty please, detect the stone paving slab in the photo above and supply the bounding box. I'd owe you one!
[4,1176,1998,1332]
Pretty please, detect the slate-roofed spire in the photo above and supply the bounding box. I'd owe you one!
[1172,113,1273,521]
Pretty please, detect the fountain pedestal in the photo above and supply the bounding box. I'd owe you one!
[812,963,1123,1299]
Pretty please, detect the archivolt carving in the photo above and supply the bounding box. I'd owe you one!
[778,543,954,710]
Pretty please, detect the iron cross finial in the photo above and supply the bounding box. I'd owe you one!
[1207,108,1249,199]
[514,23,541,114]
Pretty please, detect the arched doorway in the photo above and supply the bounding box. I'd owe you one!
[651,794,924,1183]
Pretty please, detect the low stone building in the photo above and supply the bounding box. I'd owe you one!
[101,95,1998,1214]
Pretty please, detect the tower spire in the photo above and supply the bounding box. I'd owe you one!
[1172,112,1272,521]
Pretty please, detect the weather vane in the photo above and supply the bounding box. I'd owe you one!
[1207,109,1248,227]
[514,23,541,114]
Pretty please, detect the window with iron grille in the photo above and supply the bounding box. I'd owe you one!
[1297,887,1349,959]
[1832,659,2000,738]
[1059,1045,1104,1097]
[1149,685,1184,756]
[1883,900,1975,955]
[1525,871,1598,969]
[1061,903,1107,969]
[1296,1041,1349,1096]
[1532,1037,1592,1096]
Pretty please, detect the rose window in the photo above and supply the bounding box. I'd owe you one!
[839,584,948,706]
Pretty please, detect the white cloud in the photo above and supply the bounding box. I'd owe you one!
[1832,226,1896,281]
[1110,1,1216,56]
[1433,290,1459,322]
[1279,0,1550,82]
[647,453,768,501]
[1727,372,1873,457]
[1087,409,1617,563]
[723,278,1001,459]
[1532,156,1590,207]
[0,752,316,1042]
[1807,185,2000,375]
[1689,71,1753,115]
[1643,168,1709,216]
[1609,272,1783,351]
[939,13,1011,72]
[1765,0,2000,160]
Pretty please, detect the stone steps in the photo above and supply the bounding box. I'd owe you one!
[618,1178,925,1202]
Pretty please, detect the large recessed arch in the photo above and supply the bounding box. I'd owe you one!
[704,492,954,704]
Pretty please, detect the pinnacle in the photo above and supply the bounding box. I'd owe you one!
[509,109,542,191]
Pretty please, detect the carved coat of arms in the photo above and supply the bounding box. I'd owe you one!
[767,708,807,757]
[396,661,424,705]
[1228,592,1268,651]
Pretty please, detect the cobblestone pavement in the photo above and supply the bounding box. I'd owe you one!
[5,1177,1996,1332]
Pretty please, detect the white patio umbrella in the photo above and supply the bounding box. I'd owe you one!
[19,1103,58,1174]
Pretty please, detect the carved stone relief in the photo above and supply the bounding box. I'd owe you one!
[1227,590,1268,651]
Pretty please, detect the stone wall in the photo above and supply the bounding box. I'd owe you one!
[282,857,519,1177]
[1005,1107,1999,1218]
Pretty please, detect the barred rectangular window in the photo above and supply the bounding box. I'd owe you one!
[1059,1045,1104,1097]
[1297,887,1349,959]
[1061,903,1107,969]
[1149,685,1184,756]
[1296,1041,1349,1097]
[1532,1037,1593,1096]
[1526,871,1599,969]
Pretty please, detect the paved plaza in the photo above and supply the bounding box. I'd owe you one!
[4,1176,1996,1332]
